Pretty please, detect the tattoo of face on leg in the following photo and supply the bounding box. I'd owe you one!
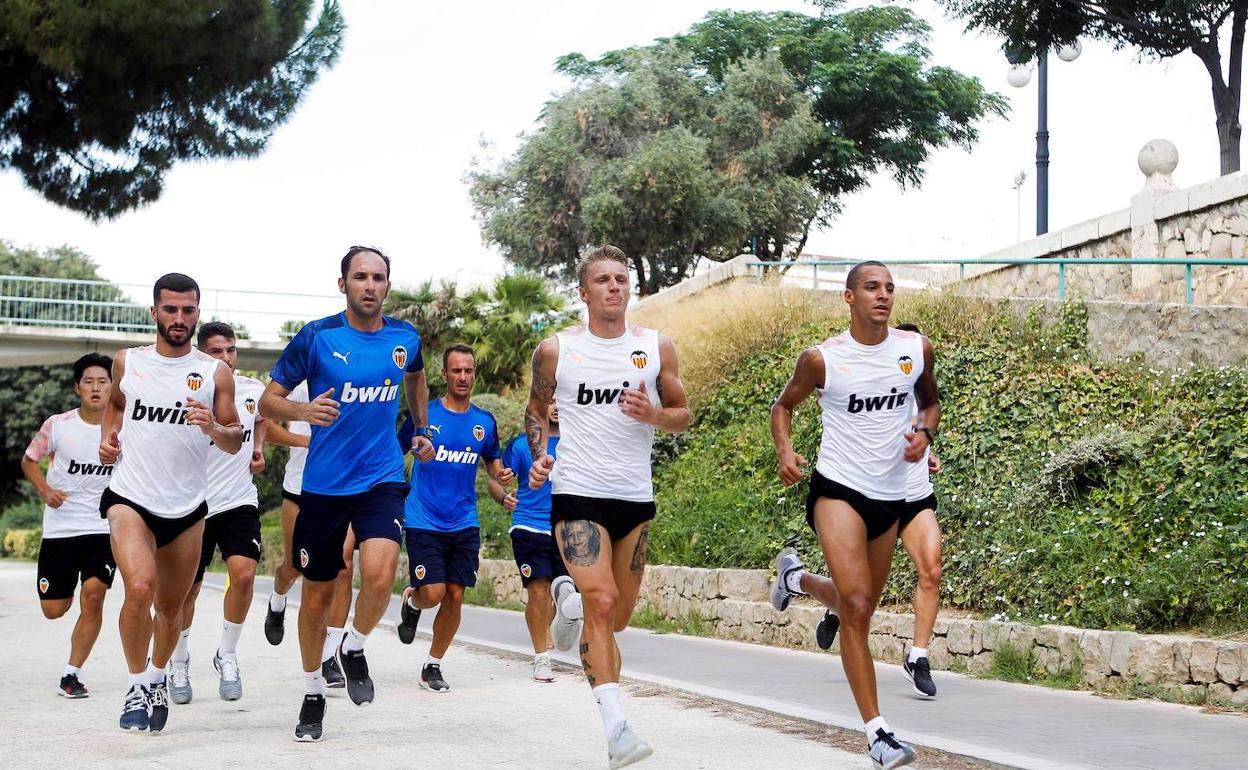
[629,524,649,573]
[560,520,601,567]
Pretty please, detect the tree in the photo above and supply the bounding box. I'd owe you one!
[937,1,1248,174]
[0,0,345,219]
[557,1,1008,263]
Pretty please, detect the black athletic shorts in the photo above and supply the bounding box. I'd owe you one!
[293,481,407,582]
[281,489,302,506]
[805,471,906,541]
[37,534,116,600]
[99,487,208,548]
[405,526,480,588]
[551,494,656,543]
[195,505,262,583]
[510,528,567,587]
[899,493,938,533]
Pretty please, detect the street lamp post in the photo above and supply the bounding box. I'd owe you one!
[1008,41,1080,237]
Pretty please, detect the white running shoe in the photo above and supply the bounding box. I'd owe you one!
[214,651,242,701]
[550,575,583,652]
[168,658,192,705]
[868,728,916,769]
[769,547,804,611]
[532,653,554,682]
[607,721,654,769]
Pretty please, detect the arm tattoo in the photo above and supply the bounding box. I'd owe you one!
[526,345,556,457]
[560,520,602,567]
[629,524,649,572]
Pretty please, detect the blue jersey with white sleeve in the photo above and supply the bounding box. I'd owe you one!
[404,399,500,532]
[501,434,559,533]
[270,312,423,496]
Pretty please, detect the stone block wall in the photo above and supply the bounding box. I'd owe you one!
[475,558,1248,704]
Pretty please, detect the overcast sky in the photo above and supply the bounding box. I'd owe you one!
[0,0,1220,302]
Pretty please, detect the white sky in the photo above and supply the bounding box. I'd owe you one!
[0,0,1220,301]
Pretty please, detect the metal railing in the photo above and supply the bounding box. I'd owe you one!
[746,257,1248,305]
[0,275,342,342]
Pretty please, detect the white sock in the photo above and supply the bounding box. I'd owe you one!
[323,626,345,662]
[63,664,81,677]
[269,591,287,612]
[341,624,367,654]
[560,591,584,620]
[146,662,165,686]
[127,672,147,689]
[785,568,808,595]
[219,620,244,658]
[304,668,325,696]
[865,715,890,742]
[170,629,191,665]
[593,683,626,736]
[426,654,443,667]
[406,594,421,612]
[908,646,928,664]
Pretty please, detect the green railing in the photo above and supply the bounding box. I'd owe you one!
[746,257,1248,305]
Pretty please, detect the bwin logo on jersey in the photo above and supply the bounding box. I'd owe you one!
[847,388,909,414]
[67,459,113,476]
[576,381,630,405]
[131,398,192,425]
[340,379,400,404]
[435,446,480,464]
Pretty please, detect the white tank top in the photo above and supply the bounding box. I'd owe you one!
[815,328,924,500]
[206,374,264,514]
[25,410,112,538]
[551,324,661,502]
[110,346,225,517]
[905,399,934,501]
[282,381,311,495]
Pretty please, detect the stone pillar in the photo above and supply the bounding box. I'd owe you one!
[1130,139,1179,293]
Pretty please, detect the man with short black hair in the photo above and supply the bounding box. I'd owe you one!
[100,272,243,733]
[22,353,116,699]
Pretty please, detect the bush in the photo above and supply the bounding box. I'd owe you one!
[2,527,41,559]
[0,497,43,549]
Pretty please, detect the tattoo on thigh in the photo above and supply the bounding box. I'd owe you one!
[560,520,601,567]
[629,525,649,572]
[579,642,590,654]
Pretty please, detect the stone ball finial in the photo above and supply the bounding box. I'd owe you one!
[1138,139,1179,191]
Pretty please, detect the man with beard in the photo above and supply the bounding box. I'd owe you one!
[99,273,243,733]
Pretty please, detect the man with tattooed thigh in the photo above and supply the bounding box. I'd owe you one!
[527,246,690,770]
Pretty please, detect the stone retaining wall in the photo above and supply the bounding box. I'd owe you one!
[476,559,1248,704]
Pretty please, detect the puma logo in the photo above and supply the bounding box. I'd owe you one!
[394,519,402,533]
[332,351,351,365]
[252,539,262,551]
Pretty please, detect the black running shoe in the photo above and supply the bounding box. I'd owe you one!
[148,678,170,733]
[420,663,450,693]
[816,610,841,651]
[118,684,149,732]
[337,642,374,705]
[294,694,325,742]
[265,602,286,646]
[902,655,937,698]
[58,673,89,698]
[397,595,421,645]
[322,655,345,689]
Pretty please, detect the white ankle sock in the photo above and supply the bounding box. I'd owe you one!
[865,715,890,741]
[560,592,583,620]
[63,664,80,677]
[322,626,345,662]
[908,646,928,664]
[425,654,443,667]
[170,629,191,665]
[269,591,287,612]
[145,662,165,686]
[593,683,626,735]
[341,624,367,654]
[304,668,325,696]
[127,672,147,689]
[785,568,807,595]
[219,620,244,658]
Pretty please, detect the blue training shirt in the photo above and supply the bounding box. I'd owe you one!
[403,399,500,532]
[270,312,423,496]
[501,434,559,533]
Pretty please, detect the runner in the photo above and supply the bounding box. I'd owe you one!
[527,245,690,769]
[167,322,266,704]
[22,353,116,699]
[99,272,243,733]
[768,261,939,770]
[260,246,430,742]
[394,343,512,693]
[488,397,564,682]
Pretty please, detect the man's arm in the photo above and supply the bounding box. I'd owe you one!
[21,455,65,508]
[264,420,310,449]
[99,350,127,464]
[525,337,558,489]
[260,380,339,426]
[618,335,690,433]
[905,336,941,463]
[403,369,433,461]
[770,347,824,487]
[194,365,243,455]
[250,414,267,474]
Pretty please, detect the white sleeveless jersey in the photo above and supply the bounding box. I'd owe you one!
[24,410,112,538]
[551,324,661,502]
[110,346,225,517]
[815,328,925,500]
[905,398,934,501]
[282,381,311,495]
[206,374,264,514]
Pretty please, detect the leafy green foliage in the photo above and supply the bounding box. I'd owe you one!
[0,0,345,218]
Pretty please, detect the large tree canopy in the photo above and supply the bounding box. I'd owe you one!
[937,1,1248,174]
[0,0,345,219]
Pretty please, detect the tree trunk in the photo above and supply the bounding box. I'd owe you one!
[631,255,649,296]
[1193,17,1244,175]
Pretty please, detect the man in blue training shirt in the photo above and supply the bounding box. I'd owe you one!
[260,246,434,743]
[394,343,513,693]
[489,397,566,683]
